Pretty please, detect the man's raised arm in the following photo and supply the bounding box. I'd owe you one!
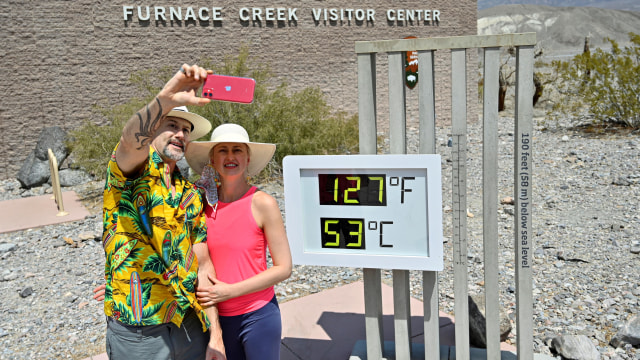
[115,64,212,176]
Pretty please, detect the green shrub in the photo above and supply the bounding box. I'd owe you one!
[68,47,359,180]
[548,32,640,128]
[197,48,359,173]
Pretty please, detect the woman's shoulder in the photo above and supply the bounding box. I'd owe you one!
[251,188,282,227]
[252,188,278,208]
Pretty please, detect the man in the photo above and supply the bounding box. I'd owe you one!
[99,64,225,360]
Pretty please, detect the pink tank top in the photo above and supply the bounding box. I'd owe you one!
[205,186,275,316]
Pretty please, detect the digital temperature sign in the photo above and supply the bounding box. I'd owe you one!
[283,154,443,271]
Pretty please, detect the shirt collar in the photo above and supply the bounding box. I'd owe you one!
[149,145,187,183]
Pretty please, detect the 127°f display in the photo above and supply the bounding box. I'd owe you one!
[318,174,386,206]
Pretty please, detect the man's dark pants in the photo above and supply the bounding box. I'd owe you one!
[106,309,208,360]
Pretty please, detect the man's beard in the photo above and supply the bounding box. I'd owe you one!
[162,142,185,161]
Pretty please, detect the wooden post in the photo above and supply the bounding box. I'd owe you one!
[483,47,501,359]
[47,149,68,217]
[418,49,441,359]
[451,48,470,360]
[357,52,385,359]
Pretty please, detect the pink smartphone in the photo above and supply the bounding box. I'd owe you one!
[201,74,256,104]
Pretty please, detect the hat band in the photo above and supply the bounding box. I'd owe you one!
[211,135,251,143]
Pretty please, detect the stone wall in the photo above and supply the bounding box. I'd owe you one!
[0,0,477,180]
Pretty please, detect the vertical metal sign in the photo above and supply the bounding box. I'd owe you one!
[515,45,534,360]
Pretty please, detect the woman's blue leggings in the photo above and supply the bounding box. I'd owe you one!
[219,296,282,360]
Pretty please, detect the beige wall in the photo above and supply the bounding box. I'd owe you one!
[1,0,477,180]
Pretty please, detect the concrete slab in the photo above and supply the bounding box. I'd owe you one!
[82,281,521,360]
[349,341,451,360]
[0,191,90,234]
[280,281,455,359]
[84,353,108,360]
[280,281,516,359]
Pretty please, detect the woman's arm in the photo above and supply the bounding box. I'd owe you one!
[193,243,226,360]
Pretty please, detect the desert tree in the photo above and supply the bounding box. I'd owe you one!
[548,32,640,129]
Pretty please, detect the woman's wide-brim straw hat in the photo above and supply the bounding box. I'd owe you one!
[185,123,276,176]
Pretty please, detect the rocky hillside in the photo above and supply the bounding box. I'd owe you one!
[478,4,640,56]
[478,0,640,11]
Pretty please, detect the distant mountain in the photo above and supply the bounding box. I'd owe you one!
[478,0,640,11]
[478,4,640,56]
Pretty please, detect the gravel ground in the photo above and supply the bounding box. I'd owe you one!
[0,115,639,359]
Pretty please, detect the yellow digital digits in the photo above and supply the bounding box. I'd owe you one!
[344,176,361,204]
[319,173,386,206]
[321,218,365,249]
[346,220,363,247]
[369,176,384,203]
[323,219,340,247]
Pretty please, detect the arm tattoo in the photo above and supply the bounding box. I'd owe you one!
[134,98,163,150]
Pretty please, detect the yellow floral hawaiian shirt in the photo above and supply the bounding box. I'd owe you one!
[102,143,210,331]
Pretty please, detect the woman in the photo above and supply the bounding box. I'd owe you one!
[186,123,292,360]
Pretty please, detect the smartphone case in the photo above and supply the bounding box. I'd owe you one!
[202,74,256,104]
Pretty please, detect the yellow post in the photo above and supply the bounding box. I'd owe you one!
[47,148,68,217]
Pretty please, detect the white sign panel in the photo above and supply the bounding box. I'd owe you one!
[283,154,443,271]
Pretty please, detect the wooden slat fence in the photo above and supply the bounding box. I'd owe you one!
[355,33,536,360]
